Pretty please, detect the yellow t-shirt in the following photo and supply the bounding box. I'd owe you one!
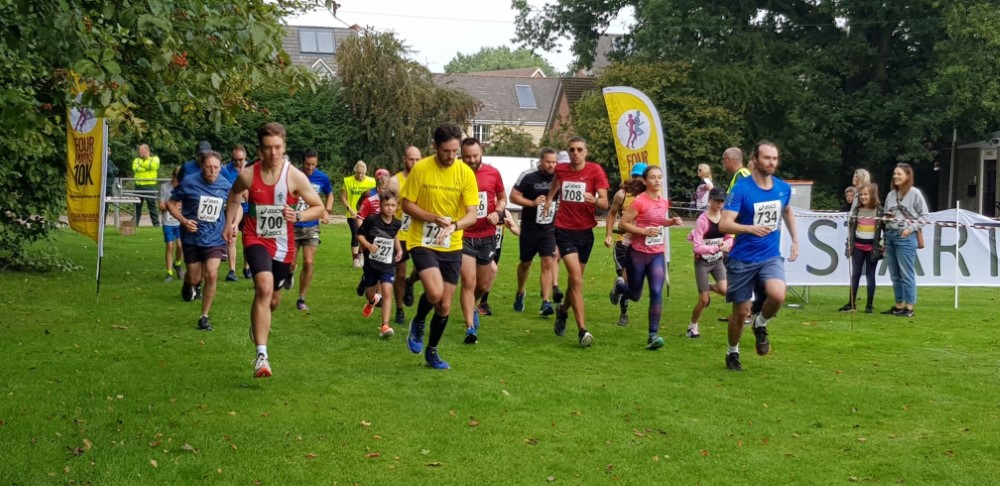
[343,175,376,216]
[394,170,410,243]
[400,155,478,252]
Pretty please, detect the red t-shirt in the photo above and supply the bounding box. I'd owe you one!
[553,162,609,230]
[465,164,505,238]
[357,193,380,220]
[628,192,670,254]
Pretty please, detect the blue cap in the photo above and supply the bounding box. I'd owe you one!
[630,163,648,177]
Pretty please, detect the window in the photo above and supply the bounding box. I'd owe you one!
[299,28,336,54]
[514,84,537,109]
[473,124,492,144]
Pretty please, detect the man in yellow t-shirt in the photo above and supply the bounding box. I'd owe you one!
[400,124,478,370]
[388,145,422,326]
[341,161,376,268]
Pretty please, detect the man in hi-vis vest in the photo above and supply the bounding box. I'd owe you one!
[132,144,161,227]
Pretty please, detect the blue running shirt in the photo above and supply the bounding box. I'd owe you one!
[724,175,791,263]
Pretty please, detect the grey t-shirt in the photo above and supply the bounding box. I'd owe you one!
[884,187,928,232]
[159,181,180,227]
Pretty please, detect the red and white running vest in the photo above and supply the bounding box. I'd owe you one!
[243,162,297,263]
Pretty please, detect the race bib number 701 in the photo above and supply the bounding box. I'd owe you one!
[256,205,287,239]
[197,196,223,222]
[752,200,781,230]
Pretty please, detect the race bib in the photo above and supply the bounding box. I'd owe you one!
[256,205,287,239]
[536,200,557,224]
[562,181,586,203]
[400,214,411,231]
[645,227,665,246]
[494,225,504,249]
[477,192,488,218]
[702,237,724,262]
[371,236,394,264]
[295,197,308,213]
[421,222,451,249]
[197,196,223,222]
[753,200,781,230]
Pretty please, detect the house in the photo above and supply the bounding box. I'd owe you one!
[941,134,1000,217]
[281,25,360,78]
[546,77,597,145]
[434,73,561,146]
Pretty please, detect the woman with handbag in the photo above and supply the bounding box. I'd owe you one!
[881,163,928,318]
[840,183,884,313]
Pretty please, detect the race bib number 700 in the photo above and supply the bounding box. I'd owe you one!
[752,200,781,230]
[256,205,287,239]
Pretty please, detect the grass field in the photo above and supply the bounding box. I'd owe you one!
[1,224,998,485]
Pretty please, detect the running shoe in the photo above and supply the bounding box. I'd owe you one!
[554,308,568,337]
[609,277,625,305]
[616,313,629,327]
[379,324,394,339]
[164,273,173,282]
[173,263,183,277]
[864,306,874,314]
[363,293,382,318]
[539,301,554,317]
[894,308,914,318]
[553,286,564,304]
[407,319,425,354]
[646,334,664,350]
[226,270,238,282]
[513,291,525,312]
[464,326,478,344]
[424,347,450,370]
[395,308,406,325]
[726,352,743,371]
[194,284,202,300]
[578,329,594,348]
[686,324,701,338]
[353,257,363,269]
[243,267,252,279]
[838,303,855,312]
[283,272,294,290]
[197,316,213,331]
[881,306,902,315]
[752,319,770,355]
[356,277,365,297]
[253,353,272,378]
[478,302,493,316]
[181,282,196,302]
[472,312,480,330]
[296,298,309,312]
[403,278,415,307]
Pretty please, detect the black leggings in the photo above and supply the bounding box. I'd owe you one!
[347,217,360,249]
[850,247,877,307]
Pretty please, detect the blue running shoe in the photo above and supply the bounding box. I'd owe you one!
[425,347,450,369]
[513,291,525,312]
[540,301,554,317]
[464,326,478,344]
[407,319,425,354]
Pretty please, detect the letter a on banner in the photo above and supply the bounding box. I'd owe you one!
[66,77,108,247]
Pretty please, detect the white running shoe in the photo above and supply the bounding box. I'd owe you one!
[253,353,272,378]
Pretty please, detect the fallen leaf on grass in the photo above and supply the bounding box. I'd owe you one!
[83,438,93,450]
[360,420,372,428]
[835,370,843,374]
[944,450,954,457]
[448,410,456,417]
[524,438,539,446]
[364,452,381,459]
[305,453,318,459]
[111,325,129,330]
[260,412,270,417]
[652,455,660,462]
[570,411,581,417]
[468,417,480,427]
[547,476,556,482]
[699,449,710,457]
[181,443,198,453]
[228,411,237,417]
[605,464,614,472]
[633,430,645,437]
[425,462,443,467]
[857,437,867,443]
[761,438,770,446]
[737,440,743,448]
[150,440,162,448]
[150,459,158,468]
[198,340,205,346]
[372,434,382,440]
[791,433,800,438]
[501,389,510,397]
[421,449,431,455]
[230,444,237,450]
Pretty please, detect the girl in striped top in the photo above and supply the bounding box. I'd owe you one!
[841,183,884,313]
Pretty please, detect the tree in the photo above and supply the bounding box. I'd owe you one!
[0,0,325,267]
[484,126,537,157]
[336,31,480,170]
[445,46,558,77]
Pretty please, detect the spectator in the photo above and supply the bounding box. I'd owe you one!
[840,183,884,313]
[881,163,928,318]
[694,163,714,210]
[132,144,161,227]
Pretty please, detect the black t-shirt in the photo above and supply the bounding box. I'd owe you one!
[359,214,401,273]
[513,168,556,233]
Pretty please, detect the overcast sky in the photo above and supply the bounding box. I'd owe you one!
[286,0,633,73]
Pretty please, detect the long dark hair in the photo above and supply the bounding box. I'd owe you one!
[624,165,662,196]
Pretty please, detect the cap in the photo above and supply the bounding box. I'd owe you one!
[709,187,727,201]
[195,140,212,155]
[557,151,570,163]
[630,163,649,177]
[374,168,391,179]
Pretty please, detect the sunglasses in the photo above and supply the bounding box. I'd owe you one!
[568,148,585,152]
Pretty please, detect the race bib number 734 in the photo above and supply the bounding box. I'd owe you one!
[753,200,781,230]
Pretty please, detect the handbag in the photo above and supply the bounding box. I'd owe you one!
[916,228,925,249]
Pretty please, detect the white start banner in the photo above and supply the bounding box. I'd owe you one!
[780,208,1000,287]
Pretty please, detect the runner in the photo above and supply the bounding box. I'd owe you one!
[611,165,684,349]
[400,124,479,369]
[477,208,520,315]
[686,187,732,338]
[224,122,325,378]
[357,191,403,338]
[221,145,250,282]
[341,161,376,268]
[166,151,234,332]
[718,141,799,371]
[722,146,762,322]
[510,148,560,316]
[291,149,334,311]
[605,162,647,327]
[543,137,610,346]
[353,168,393,297]
[457,138,506,344]
[389,146,422,326]
[158,166,184,282]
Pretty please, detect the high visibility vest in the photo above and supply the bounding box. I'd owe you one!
[132,156,161,185]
